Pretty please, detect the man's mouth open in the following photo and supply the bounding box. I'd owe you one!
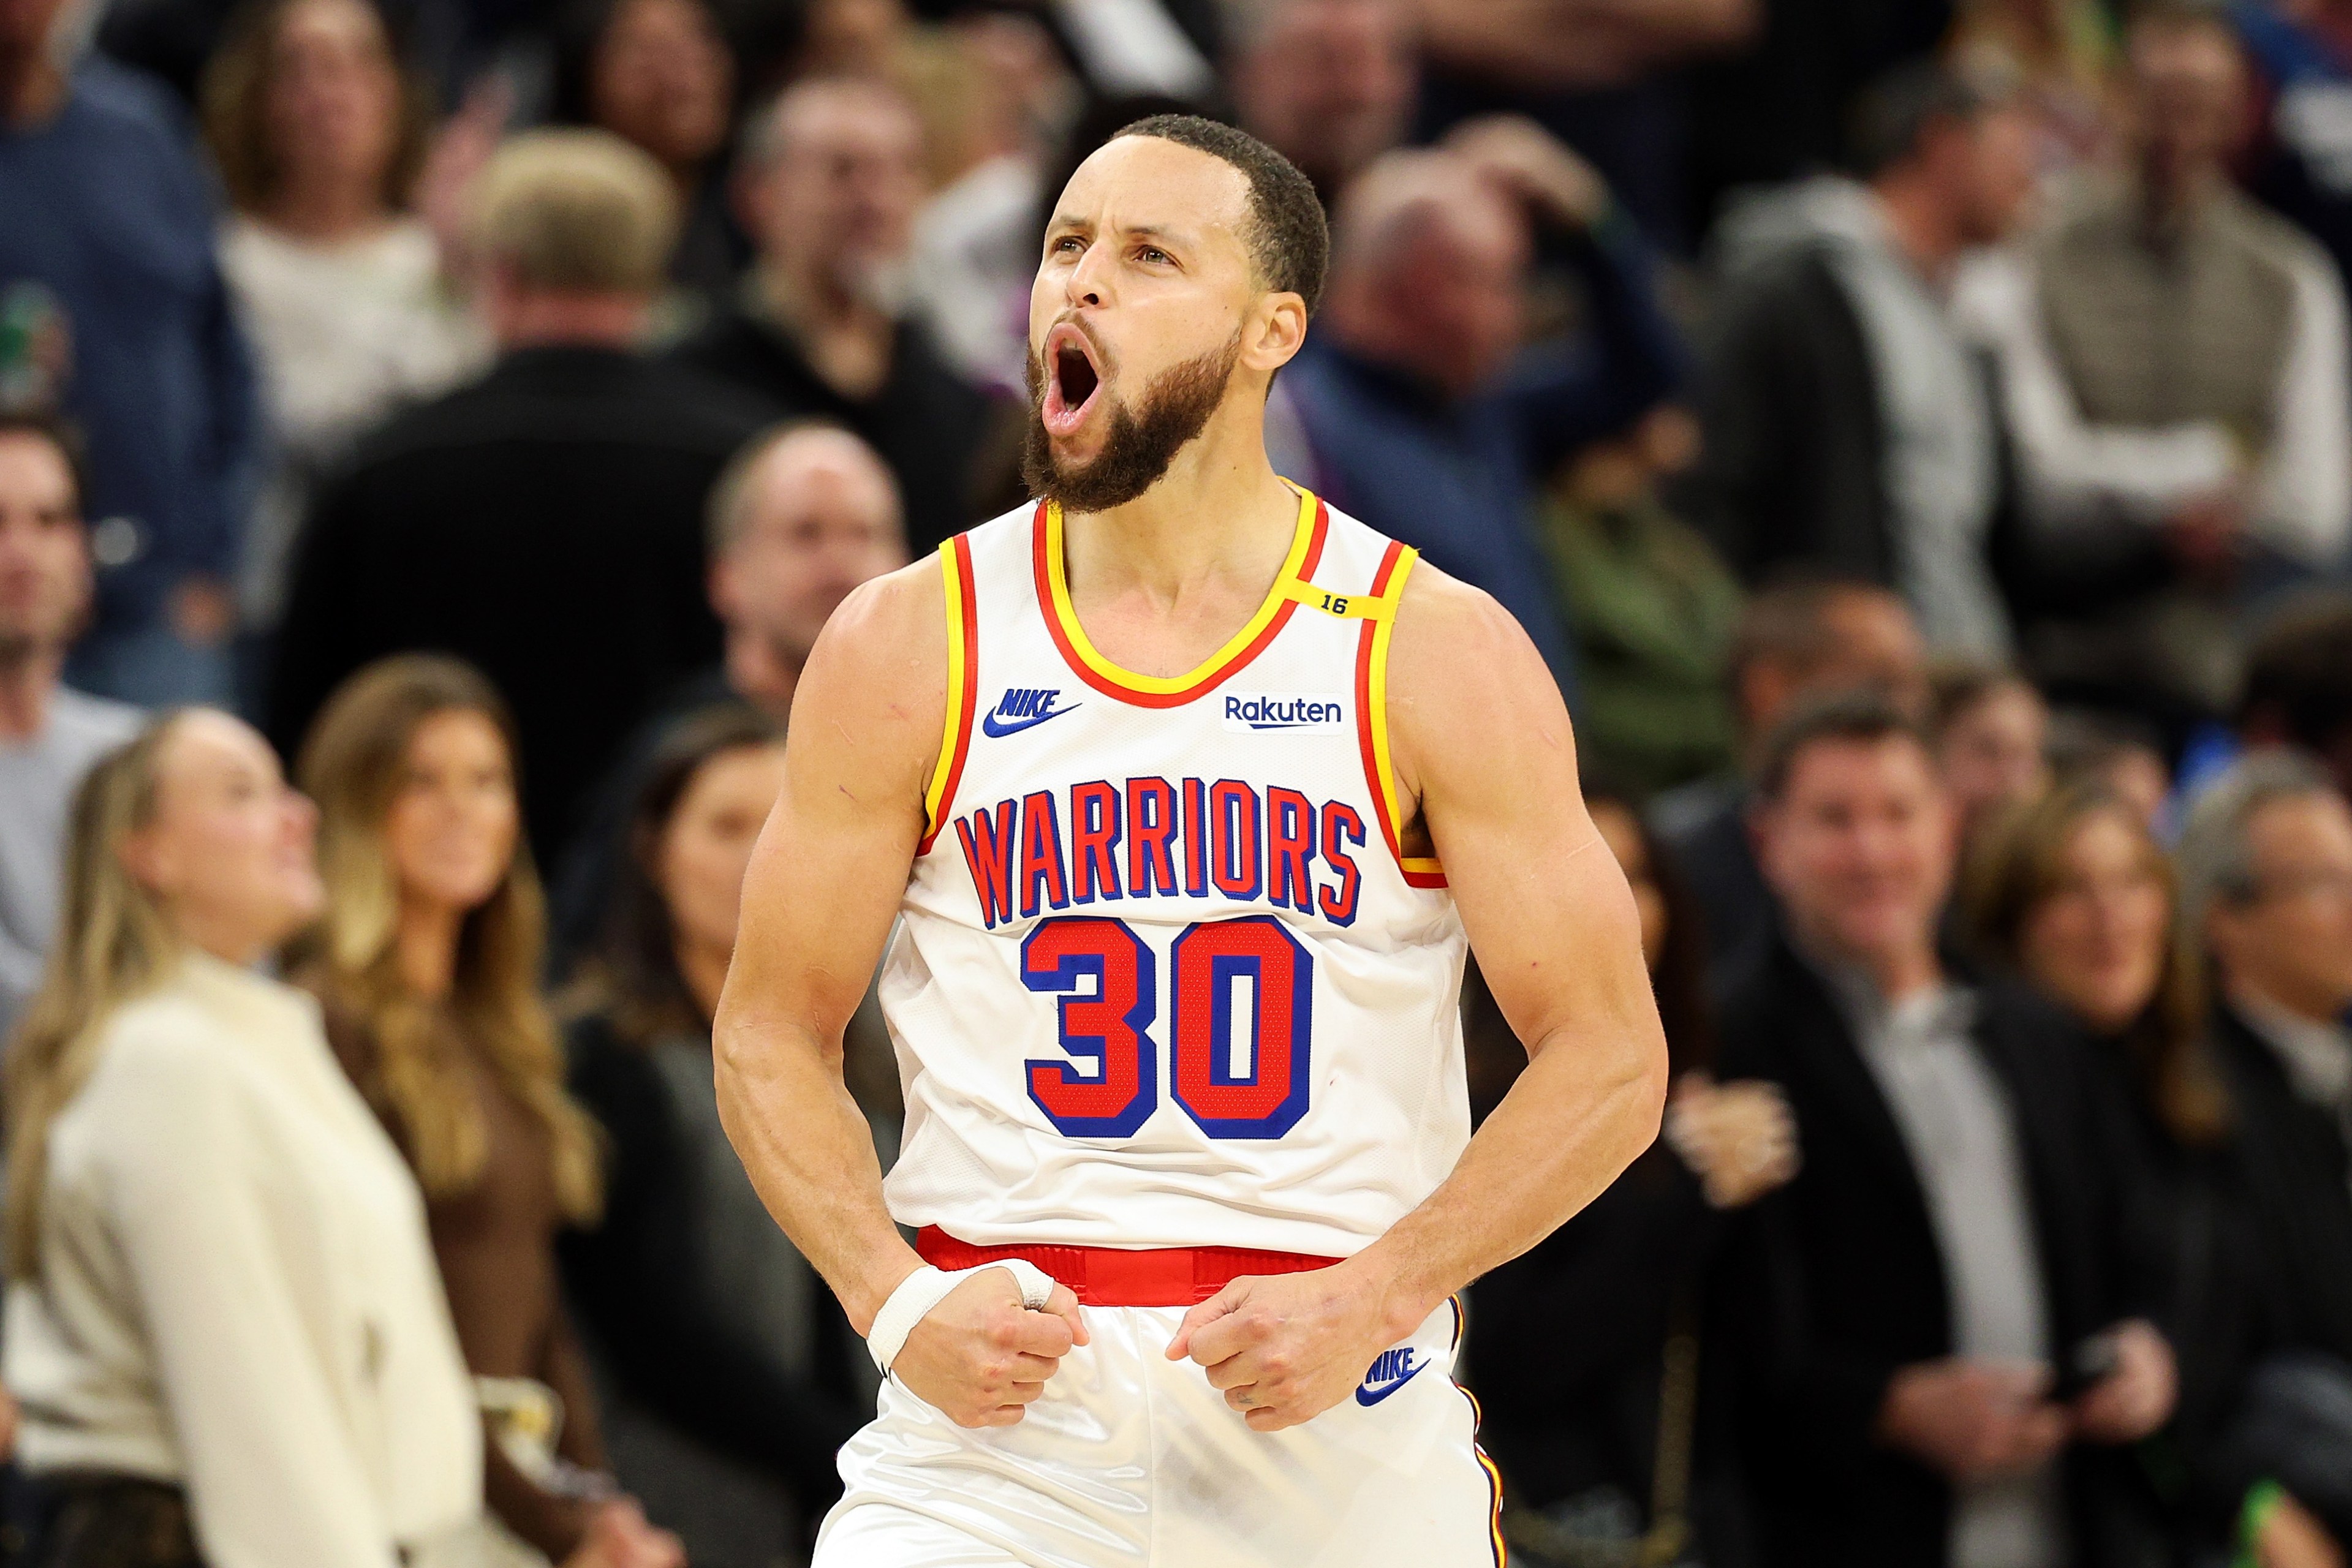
[1040,324,1104,438]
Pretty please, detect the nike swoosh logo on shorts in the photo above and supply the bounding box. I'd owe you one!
[1354,1352,1427,1406]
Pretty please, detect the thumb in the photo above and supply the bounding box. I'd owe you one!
[1043,1281,1089,1347]
[1165,1278,1248,1361]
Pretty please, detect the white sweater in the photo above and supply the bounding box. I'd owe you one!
[4,952,482,1567]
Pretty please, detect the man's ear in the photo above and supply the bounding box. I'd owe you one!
[1242,292,1310,375]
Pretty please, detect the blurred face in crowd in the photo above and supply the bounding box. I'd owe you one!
[658,740,789,970]
[2207,790,2352,1023]
[384,707,521,918]
[0,429,89,665]
[742,81,925,295]
[1590,799,1667,971]
[2021,806,2171,1034]
[265,0,403,205]
[1232,0,1413,194]
[1756,734,1957,978]
[2127,17,2248,181]
[1026,135,1307,510]
[1904,102,2038,248]
[1939,679,2050,833]
[711,430,907,673]
[122,712,325,963]
[1740,589,1929,741]
[591,0,733,175]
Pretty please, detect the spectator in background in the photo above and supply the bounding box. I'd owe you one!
[1961,0,2351,723]
[673,77,989,556]
[1652,577,1927,978]
[1227,0,1413,205]
[1408,0,1758,249]
[1944,0,2117,173]
[1685,62,2037,660]
[0,0,257,706]
[2175,753,2352,1557]
[202,0,483,640]
[2044,707,2171,826]
[562,706,872,1568]
[1539,402,1742,797]
[550,421,907,959]
[1928,661,2051,843]
[1467,782,1796,1564]
[2,709,483,1564]
[292,655,681,1568]
[2233,0,2352,299]
[1285,121,1688,701]
[270,130,770,869]
[552,0,745,304]
[1723,693,2176,1568]
[1961,780,2296,1563]
[2236,590,2352,802]
[0,413,139,1042]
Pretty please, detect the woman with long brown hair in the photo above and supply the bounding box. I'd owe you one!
[291,655,678,1568]
[4,709,482,1567]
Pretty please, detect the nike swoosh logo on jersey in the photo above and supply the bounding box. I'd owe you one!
[981,688,1080,738]
[1355,1347,1427,1406]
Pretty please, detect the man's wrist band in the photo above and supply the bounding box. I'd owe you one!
[866,1259,1057,1376]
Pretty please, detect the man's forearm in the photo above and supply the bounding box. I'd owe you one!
[714,1016,923,1334]
[1354,1019,1666,1333]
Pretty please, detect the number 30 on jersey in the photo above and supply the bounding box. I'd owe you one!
[1020,915,1312,1140]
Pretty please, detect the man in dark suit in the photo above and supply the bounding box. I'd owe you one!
[1719,692,2176,1568]
[269,130,771,867]
[2176,752,2352,1553]
[669,77,990,557]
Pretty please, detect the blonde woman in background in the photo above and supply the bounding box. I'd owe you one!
[2,707,482,1568]
[291,655,681,1568]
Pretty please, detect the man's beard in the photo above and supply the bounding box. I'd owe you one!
[1021,330,1242,514]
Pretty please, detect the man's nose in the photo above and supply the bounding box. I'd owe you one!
[1065,239,1112,309]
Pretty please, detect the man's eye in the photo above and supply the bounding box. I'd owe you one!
[1053,236,1084,254]
[1138,247,1170,265]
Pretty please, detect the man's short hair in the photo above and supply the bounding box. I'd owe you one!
[1753,689,1934,804]
[2238,592,2352,752]
[705,421,901,558]
[0,410,87,516]
[1112,114,1329,314]
[739,75,917,173]
[470,129,680,294]
[2174,749,2338,928]
[1728,575,1896,682]
[1847,60,1990,179]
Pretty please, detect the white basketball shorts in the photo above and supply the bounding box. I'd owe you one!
[813,1298,1503,1568]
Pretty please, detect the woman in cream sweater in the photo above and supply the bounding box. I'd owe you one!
[2,708,482,1567]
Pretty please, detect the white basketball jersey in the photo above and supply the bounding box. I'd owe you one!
[877,485,1472,1257]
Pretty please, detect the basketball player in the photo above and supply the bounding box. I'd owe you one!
[714,115,1670,1566]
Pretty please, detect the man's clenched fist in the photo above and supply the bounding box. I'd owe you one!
[893,1267,1090,1427]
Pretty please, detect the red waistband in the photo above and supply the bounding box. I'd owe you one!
[915,1227,1342,1307]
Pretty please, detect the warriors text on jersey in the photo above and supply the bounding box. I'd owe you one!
[876,484,1473,1258]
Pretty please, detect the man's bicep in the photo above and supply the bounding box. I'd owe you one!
[725,568,944,1041]
[1397,581,1648,1053]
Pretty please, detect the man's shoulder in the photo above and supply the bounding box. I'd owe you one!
[63,58,194,149]
[47,687,145,755]
[342,351,769,472]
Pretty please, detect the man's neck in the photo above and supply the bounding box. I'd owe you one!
[2229,974,2350,1035]
[1793,913,1944,1006]
[0,649,62,742]
[725,627,802,722]
[2135,153,2220,236]
[0,47,67,128]
[1059,412,1300,616]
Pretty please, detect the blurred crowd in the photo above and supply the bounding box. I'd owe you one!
[9,0,2352,1563]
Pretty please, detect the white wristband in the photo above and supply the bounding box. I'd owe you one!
[867,1259,1059,1377]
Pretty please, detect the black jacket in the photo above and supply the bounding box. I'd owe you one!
[1714,932,2171,1568]
[669,307,993,556]
[268,347,768,865]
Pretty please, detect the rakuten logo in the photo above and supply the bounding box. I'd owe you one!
[1222,693,1349,732]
